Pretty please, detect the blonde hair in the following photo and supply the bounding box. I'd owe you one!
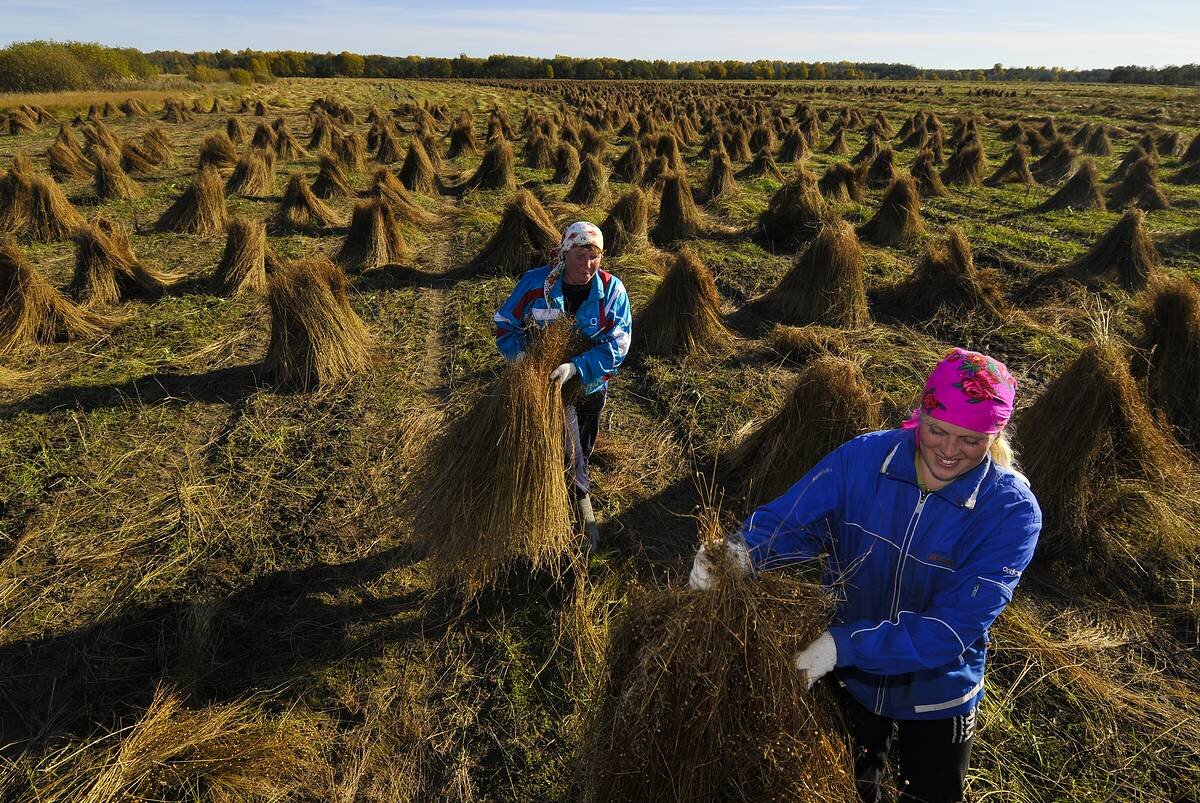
[989,430,1016,470]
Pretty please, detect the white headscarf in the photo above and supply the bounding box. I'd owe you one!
[554,221,604,268]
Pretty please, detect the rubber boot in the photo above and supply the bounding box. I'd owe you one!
[576,493,600,553]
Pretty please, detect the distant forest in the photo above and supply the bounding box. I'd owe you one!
[1,41,1197,93]
[145,50,1200,86]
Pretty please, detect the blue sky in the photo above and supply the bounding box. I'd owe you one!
[2,0,1198,69]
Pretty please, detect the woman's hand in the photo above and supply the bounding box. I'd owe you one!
[687,540,750,590]
[550,361,577,386]
[794,631,838,689]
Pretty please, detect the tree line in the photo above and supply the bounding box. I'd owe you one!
[0,41,157,93]
[150,50,1190,85]
[0,41,1196,93]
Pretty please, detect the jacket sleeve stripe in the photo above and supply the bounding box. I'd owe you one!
[512,287,546,322]
[913,678,985,714]
[845,521,901,550]
[848,611,966,654]
[901,611,966,652]
[849,620,890,639]
[976,575,1015,597]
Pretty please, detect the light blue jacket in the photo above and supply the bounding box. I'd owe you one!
[494,266,632,395]
[740,428,1041,720]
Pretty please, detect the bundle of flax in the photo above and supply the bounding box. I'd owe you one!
[578,510,857,802]
[406,319,580,596]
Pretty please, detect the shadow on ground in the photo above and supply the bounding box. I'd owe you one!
[0,364,264,416]
[0,541,435,753]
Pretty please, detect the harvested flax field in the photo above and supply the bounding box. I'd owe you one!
[1,77,1199,801]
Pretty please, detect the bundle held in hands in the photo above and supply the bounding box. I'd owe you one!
[404,320,579,595]
[578,515,856,803]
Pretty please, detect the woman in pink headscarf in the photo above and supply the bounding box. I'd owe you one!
[690,348,1041,803]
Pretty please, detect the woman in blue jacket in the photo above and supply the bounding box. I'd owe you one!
[690,348,1041,803]
[494,222,632,550]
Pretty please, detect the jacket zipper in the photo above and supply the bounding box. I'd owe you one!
[875,489,929,715]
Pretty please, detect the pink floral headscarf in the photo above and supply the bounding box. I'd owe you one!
[903,348,1017,435]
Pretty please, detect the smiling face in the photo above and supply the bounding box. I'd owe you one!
[916,413,995,490]
[563,244,602,285]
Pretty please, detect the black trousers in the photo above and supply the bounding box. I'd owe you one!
[564,388,605,498]
[833,680,975,803]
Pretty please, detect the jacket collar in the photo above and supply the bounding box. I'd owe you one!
[879,429,992,510]
[548,268,605,310]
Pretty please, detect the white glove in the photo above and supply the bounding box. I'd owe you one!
[512,352,526,366]
[687,540,751,591]
[794,631,837,689]
[550,361,578,386]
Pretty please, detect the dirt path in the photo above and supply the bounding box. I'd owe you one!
[415,285,450,398]
[412,226,456,399]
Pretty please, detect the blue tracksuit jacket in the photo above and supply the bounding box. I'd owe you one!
[740,428,1041,720]
[494,266,632,395]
